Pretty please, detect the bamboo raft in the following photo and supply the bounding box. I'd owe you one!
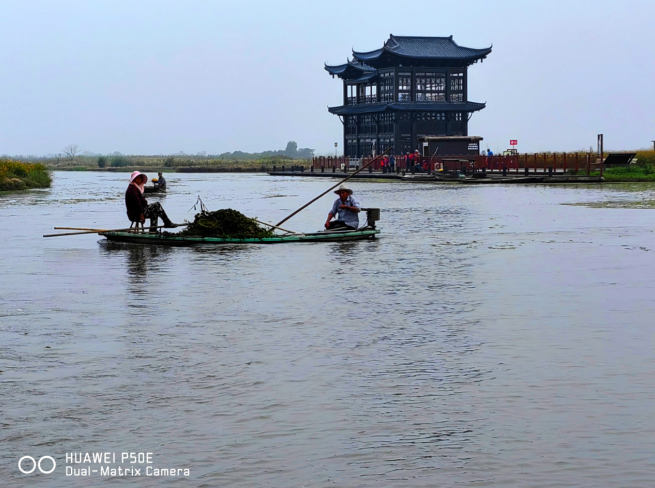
[100,228,379,246]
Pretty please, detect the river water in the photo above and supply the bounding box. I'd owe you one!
[2,172,655,487]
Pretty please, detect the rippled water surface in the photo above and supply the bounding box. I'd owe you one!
[2,173,655,487]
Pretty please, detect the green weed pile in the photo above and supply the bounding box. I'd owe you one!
[175,209,274,238]
[0,159,51,191]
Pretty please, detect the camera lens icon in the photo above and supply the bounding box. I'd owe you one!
[18,456,56,474]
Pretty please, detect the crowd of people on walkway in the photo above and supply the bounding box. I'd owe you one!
[377,147,497,173]
[378,150,432,173]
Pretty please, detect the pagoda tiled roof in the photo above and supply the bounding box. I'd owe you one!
[324,60,377,79]
[352,35,491,63]
[328,101,486,116]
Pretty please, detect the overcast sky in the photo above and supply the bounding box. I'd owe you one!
[1,0,654,156]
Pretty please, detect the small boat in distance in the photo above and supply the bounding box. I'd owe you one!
[144,185,166,194]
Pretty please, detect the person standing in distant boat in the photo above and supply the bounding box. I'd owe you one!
[155,172,166,190]
[125,171,175,232]
[324,184,361,230]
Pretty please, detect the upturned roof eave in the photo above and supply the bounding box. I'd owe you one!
[352,46,492,63]
[325,60,377,78]
[327,101,487,115]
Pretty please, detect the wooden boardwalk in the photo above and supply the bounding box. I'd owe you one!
[268,171,604,184]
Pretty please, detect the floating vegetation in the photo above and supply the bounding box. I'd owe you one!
[562,200,655,209]
[174,209,275,238]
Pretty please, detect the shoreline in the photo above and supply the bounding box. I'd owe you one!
[36,166,655,183]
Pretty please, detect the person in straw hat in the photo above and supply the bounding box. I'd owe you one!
[324,184,361,230]
[125,171,175,232]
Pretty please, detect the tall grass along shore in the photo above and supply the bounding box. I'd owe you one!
[590,150,655,182]
[30,154,302,173]
[0,159,51,191]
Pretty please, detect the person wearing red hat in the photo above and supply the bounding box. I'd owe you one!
[125,171,175,232]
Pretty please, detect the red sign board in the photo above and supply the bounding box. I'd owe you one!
[510,140,517,146]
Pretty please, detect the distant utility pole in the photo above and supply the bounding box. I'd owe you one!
[652,140,655,151]
[598,134,604,178]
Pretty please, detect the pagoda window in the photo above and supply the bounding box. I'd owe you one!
[366,84,377,103]
[346,116,357,135]
[360,139,374,157]
[454,112,463,122]
[449,72,464,102]
[419,112,445,121]
[379,113,394,133]
[359,115,375,134]
[415,73,446,102]
[397,73,412,102]
[398,112,412,133]
[358,84,377,104]
[379,138,394,153]
[380,72,394,102]
[347,139,357,157]
[347,85,357,105]
[416,112,436,121]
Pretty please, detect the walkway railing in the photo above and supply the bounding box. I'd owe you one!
[311,153,601,175]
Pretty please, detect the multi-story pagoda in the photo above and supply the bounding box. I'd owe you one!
[325,35,491,157]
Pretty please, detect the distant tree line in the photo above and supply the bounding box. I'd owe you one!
[214,141,314,160]
[10,141,315,169]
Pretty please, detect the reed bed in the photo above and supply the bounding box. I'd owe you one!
[35,154,300,172]
[0,159,51,191]
[635,150,655,167]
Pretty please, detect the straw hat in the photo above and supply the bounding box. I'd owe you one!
[334,184,353,195]
[130,171,147,183]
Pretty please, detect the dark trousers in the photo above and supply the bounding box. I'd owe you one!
[327,221,355,230]
[144,202,172,230]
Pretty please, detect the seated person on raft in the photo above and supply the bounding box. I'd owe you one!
[155,172,166,190]
[325,184,360,230]
[125,171,175,231]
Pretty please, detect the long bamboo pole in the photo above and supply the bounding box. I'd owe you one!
[44,223,189,238]
[53,217,298,237]
[248,219,301,235]
[275,148,393,227]
[45,228,140,237]
[53,226,150,232]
